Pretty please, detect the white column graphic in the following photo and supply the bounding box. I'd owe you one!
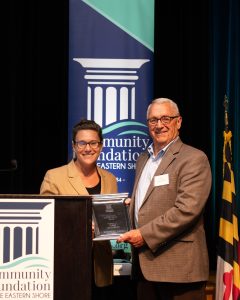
[106,87,117,125]
[0,201,51,263]
[120,87,128,120]
[73,58,149,127]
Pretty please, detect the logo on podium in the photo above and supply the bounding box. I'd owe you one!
[0,199,54,299]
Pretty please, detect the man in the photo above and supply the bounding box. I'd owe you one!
[117,98,212,300]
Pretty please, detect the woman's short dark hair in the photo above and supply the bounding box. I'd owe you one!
[72,119,103,142]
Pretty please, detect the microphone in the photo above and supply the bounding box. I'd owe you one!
[0,159,18,173]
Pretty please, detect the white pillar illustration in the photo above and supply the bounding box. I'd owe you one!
[0,201,50,263]
[73,58,149,127]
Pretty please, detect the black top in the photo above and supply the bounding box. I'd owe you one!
[86,177,101,195]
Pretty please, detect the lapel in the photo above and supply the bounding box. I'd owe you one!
[141,138,183,206]
[97,167,106,194]
[67,160,88,195]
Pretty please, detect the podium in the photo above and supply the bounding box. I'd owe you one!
[0,195,92,300]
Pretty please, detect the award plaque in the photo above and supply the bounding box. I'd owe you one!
[92,193,131,240]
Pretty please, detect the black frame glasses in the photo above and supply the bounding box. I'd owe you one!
[74,140,102,150]
[147,116,179,126]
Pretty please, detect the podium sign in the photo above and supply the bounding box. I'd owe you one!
[0,198,54,299]
[0,195,92,300]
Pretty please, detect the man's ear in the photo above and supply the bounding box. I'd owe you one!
[177,116,182,129]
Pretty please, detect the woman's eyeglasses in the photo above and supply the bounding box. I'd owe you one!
[74,140,101,150]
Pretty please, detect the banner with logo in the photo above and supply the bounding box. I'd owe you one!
[68,0,154,193]
[0,199,54,300]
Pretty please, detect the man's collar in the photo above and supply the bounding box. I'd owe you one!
[148,136,179,158]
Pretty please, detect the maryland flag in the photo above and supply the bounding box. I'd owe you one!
[216,130,240,300]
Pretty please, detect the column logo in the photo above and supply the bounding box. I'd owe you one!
[0,199,54,299]
[74,58,149,128]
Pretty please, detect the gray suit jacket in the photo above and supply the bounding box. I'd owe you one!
[40,160,118,287]
[130,138,212,282]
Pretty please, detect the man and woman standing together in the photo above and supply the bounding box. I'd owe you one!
[40,98,212,300]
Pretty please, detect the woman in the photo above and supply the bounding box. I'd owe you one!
[40,119,118,299]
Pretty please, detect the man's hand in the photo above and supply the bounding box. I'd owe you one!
[117,229,145,248]
[124,197,131,205]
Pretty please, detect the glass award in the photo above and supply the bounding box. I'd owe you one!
[92,193,131,241]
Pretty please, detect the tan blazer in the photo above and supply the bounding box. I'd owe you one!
[40,160,118,287]
[130,138,212,283]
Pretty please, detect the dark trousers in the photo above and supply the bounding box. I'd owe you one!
[137,280,206,300]
[92,283,113,300]
[132,251,206,300]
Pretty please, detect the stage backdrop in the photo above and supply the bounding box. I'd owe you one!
[68,0,154,193]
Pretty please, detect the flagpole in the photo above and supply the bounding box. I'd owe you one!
[223,95,229,133]
[216,95,240,300]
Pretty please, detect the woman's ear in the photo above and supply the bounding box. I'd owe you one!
[72,142,76,160]
[73,150,76,160]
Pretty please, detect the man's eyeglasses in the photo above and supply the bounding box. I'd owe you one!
[74,140,102,150]
[147,116,179,126]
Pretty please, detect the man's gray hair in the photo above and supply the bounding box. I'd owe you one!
[146,98,180,118]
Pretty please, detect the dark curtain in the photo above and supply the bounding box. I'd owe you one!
[1,0,69,193]
[154,1,210,156]
[154,1,215,268]
[1,0,239,272]
[209,0,240,266]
